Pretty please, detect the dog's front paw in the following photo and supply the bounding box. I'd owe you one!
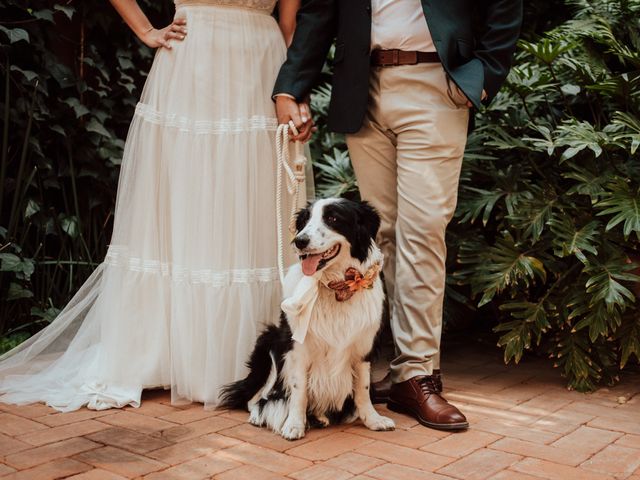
[364,414,395,431]
[281,419,306,441]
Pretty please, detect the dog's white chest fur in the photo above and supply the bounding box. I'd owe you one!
[299,279,384,414]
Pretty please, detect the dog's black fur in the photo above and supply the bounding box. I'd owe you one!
[220,312,293,411]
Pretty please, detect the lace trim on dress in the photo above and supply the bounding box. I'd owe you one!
[134,103,278,134]
[105,246,280,286]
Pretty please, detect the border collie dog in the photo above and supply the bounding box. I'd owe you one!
[220,198,395,440]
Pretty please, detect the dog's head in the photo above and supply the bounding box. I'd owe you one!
[293,198,381,276]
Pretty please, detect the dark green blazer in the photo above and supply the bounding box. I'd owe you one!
[273,0,523,134]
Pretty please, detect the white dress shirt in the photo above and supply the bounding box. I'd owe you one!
[371,0,435,52]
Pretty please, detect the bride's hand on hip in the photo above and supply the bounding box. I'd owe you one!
[140,18,187,49]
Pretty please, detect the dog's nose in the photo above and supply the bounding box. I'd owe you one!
[294,234,310,250]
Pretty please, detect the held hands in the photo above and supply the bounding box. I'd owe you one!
[140,18,187,50]
[275,95,316,143]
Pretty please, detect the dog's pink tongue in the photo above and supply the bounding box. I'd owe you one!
[301,254,322,276]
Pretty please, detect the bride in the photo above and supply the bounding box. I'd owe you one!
[0,0,312,412]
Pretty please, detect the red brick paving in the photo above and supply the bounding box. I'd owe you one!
[1,344,639,480]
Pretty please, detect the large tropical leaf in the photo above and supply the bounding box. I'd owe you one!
[612,110,640,154]
[548,215,600,263]
[554,119,618,161]
[506,186,557,243]
[584,257,639,311]
[617,319,640,368]
[495,300,554,363]
[554,329,602,391]
[458,235,548,307]
[595,179,640,239]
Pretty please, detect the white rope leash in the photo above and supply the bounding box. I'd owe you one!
[275,121,307,286]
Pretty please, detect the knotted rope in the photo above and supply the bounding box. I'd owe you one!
[275,121,306,286]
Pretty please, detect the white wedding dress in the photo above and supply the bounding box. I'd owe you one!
[0,0,305,412]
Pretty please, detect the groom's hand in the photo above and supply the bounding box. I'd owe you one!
[276,95,315,143]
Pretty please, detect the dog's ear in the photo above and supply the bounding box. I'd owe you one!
[294,204,312,233]
[351,201,381,262]
[357,201,381,240]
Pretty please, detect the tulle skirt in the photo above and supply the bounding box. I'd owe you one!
[0,3,305,412]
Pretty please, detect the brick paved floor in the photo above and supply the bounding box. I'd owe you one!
[1,342,639,480]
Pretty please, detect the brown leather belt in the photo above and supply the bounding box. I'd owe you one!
[371,49,440,67]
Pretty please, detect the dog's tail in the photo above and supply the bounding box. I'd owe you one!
[219,325,282,410]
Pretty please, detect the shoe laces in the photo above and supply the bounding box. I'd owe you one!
[417,375,443,395]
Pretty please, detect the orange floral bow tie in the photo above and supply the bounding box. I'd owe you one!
[326,263,381,302]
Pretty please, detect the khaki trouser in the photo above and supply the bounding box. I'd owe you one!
[346,63,470,383]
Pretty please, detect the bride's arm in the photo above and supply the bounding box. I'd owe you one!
[278,0,301,47]
[109,0,187,49]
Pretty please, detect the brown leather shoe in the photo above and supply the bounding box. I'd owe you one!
[372,369,443,403]
[371,372,392,404]
[387,374,468,431]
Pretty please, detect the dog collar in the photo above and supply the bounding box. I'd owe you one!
[326,262,381,302]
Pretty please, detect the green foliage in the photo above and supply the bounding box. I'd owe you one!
[0,1,173,337]
[0,331,30,355]
[314,148,358,198]
[452,0,640,391]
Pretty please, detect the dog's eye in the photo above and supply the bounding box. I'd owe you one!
[326,216,337,224]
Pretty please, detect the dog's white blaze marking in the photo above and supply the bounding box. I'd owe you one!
[302,199,329,238]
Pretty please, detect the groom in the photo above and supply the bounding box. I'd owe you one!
[274,0,522,430]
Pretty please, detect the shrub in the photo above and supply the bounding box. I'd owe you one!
[0,0,171,349]
[452,0,640,391]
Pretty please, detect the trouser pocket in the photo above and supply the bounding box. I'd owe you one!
[445,73,470,108]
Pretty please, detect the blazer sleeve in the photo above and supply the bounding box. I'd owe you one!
[474,0,524,102]
[272,0,338,101]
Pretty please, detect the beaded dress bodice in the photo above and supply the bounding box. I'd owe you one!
[174,0,276,13]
